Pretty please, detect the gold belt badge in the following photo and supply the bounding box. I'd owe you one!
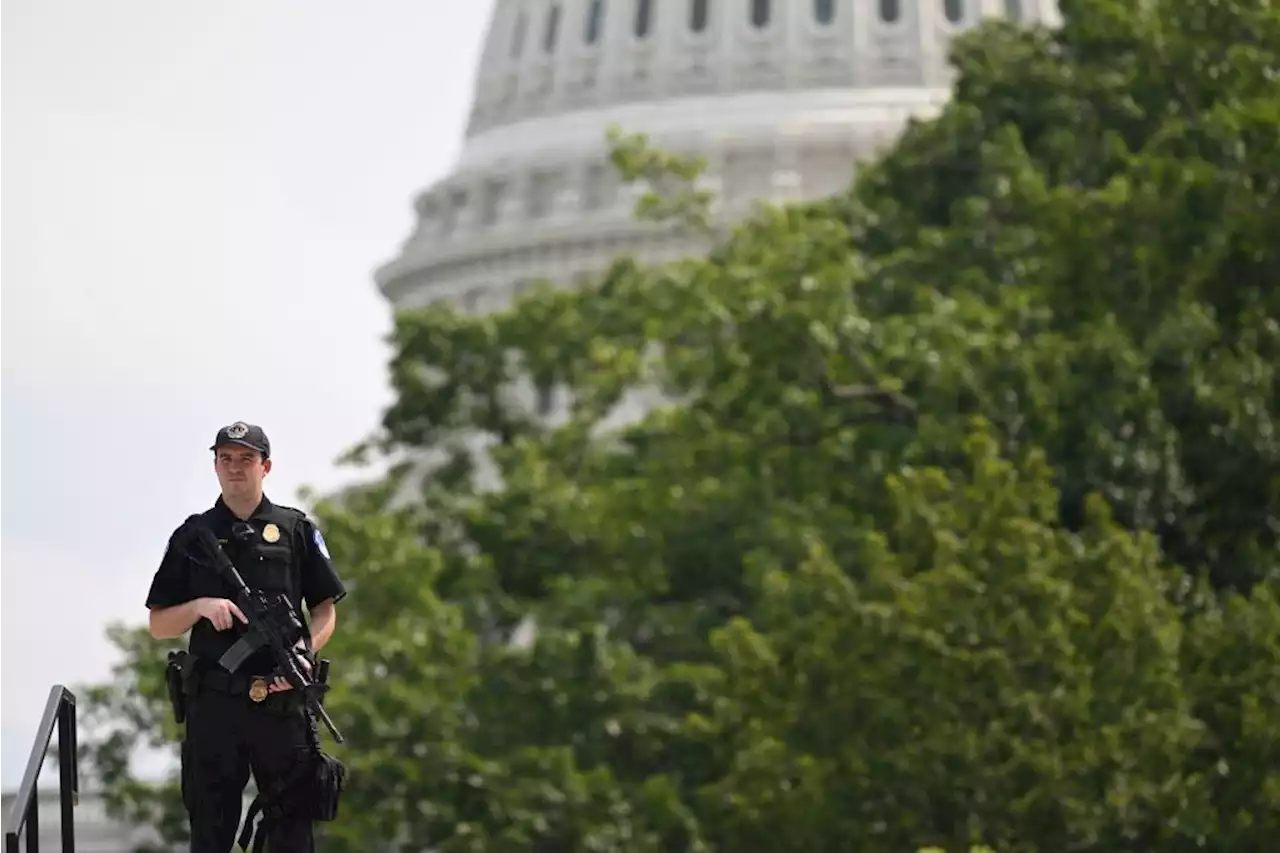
[248,678,270,703]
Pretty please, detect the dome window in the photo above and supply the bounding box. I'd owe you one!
[813,0,835,25]
[1005,0,1022,21]
[690,0,709,32]
[584,0,605,44]
[943,0,963,23]
[543,3,562,52]
[510,11,527,58]
[634,0,653,38]
[749,0,770,28]
[879,0,900,23]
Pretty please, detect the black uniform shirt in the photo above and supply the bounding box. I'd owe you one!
[145,495,347,674]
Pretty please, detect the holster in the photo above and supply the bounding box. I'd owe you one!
[304,658,345,822]
[164,650,196,725]
[307,750,348,822]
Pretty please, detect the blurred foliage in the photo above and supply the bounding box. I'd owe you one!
[75,0,1278,850]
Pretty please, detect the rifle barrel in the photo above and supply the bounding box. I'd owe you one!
[312,702,344,744]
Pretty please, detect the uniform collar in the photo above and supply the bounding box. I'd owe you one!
[212,494,274,522]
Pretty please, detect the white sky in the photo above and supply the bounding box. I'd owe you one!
[1,0,494,789]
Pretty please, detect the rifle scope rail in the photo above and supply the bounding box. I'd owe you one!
[2,685,79,853]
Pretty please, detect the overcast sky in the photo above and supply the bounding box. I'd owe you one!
[2,0,494,789]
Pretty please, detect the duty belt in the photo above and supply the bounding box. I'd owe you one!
[195,666,302,709]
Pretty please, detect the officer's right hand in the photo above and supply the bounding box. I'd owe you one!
[195,597,247,631]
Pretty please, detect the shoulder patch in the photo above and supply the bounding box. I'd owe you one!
[313,528,332,560]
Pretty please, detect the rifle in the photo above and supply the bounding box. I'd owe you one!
[182,516,345,744]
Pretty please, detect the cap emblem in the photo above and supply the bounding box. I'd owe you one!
[226,422,249,439]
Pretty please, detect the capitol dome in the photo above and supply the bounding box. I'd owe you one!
[375,0,1062,313]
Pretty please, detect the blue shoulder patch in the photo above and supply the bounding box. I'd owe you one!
[313,527,331,560]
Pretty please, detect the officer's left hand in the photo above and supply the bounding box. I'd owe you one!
[266,643,313,693]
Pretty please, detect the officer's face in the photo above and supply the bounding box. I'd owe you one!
[213,445,271,499]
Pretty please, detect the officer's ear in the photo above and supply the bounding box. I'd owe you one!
[262,457,272,475]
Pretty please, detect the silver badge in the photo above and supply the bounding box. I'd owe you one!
[226,422,249,439]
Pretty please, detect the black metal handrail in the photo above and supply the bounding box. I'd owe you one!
[2,685,78,853]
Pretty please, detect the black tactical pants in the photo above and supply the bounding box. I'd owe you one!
[182,687,315,853]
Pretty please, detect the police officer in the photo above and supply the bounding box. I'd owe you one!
[146,421,347,853]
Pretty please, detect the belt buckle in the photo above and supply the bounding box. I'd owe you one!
[248,677,270,703]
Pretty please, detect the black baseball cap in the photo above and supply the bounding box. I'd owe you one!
[210,421,271,459]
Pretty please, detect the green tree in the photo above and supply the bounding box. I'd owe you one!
[692,424,1206,852]
[847,0,1279,591]
[78,0,1278,850]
